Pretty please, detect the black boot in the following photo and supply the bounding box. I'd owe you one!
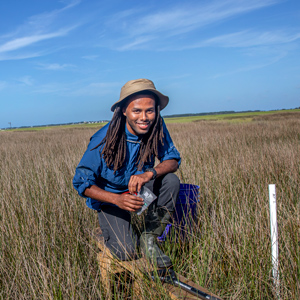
[140,207,173,268]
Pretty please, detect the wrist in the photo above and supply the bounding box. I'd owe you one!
[145,168,157,180]
[110,193,119,205]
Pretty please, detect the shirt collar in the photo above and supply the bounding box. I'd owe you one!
[125,123,141,142]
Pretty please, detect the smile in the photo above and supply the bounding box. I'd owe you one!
[136,122,150,128]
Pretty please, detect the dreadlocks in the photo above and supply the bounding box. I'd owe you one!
[97,98,164,172]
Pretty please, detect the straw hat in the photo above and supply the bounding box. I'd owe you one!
[111,79,169,112]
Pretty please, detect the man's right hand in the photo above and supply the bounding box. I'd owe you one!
[84,185,144,212]
[114,193,144,212]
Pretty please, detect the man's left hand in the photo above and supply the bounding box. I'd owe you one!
[128,172,153,194]
[128,159,178,194]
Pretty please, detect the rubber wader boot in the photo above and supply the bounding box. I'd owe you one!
[140,207,172,268]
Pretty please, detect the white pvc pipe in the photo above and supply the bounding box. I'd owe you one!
[269,184,280,297]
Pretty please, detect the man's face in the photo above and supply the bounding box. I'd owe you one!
[123,94,156,136]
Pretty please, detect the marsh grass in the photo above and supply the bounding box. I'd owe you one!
[1,113,299,299]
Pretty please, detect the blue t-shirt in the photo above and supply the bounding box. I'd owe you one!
[73,119,181,211]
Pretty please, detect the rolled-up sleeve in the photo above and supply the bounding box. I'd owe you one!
[158,120,181,166]
[73,139,103,198]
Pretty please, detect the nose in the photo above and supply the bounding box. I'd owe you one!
[140,111,147,120]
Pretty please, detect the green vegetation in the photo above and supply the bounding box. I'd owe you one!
[0,111,299,299]
[164,109,300,123]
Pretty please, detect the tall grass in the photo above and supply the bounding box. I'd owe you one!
[0,113,299,299]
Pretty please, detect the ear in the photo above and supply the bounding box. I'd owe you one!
[122,106,126,117]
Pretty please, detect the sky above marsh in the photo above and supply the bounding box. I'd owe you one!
[0,0,299,128]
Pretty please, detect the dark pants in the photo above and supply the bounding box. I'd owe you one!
[97,173,180,260]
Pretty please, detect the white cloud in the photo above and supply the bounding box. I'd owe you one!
[197,30,300,48]
[117,36,156,51]
[0,1,81,60]
[59,0,81,10]
[0,51,45,61]
[18,76,34,86]
[0,27,77,54]
[23,0,81,32]
[108,0,282,50]
[37,63,75,70]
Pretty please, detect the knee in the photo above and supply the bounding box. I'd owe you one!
[163,173,180,193]
[107,242,136,261]
[159,173,180,211]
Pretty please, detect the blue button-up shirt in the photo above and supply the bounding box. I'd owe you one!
[73,119,181,211]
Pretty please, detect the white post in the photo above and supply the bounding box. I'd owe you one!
[269,184,280,297]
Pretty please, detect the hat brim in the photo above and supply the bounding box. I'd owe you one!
[111,88,169,112]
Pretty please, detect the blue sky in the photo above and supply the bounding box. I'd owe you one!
[0,0,299,128]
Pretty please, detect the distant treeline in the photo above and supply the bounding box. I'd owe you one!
[163,110,261,118]
[3,120,109,130]
[3,108,299,130]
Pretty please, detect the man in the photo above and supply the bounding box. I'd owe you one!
[73,79,181,268]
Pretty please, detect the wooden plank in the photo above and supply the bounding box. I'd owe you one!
[90,228,223,300]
